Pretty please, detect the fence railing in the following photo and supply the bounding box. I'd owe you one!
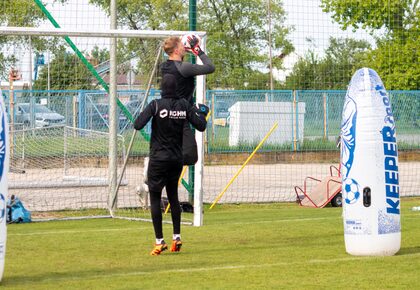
[207,90,420,153]
[2,89,160,135]
[2,89,419,153]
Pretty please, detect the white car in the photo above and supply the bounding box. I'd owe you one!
[15,103,65,128]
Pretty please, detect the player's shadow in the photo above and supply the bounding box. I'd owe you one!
[397,246,420,256]
[1,267,138,288]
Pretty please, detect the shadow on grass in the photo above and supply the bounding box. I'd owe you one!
[1,267,152,287]
[397,246,420,256]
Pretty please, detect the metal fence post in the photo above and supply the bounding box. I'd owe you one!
[78,91,85,129]
[292,90,297,151]
[323,92,327,139]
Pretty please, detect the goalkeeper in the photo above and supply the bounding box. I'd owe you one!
[161,35,215,165]
[134,74,209,256]
[161,34,215,105]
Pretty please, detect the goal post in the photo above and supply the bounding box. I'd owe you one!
[194,39,207,226]
[0,25,207,225]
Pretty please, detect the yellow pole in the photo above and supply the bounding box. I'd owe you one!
[164,165,188,214]
[209,121,279,209]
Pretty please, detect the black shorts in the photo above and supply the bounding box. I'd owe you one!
[147,159,183,192]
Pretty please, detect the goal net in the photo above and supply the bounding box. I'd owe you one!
[203,90,420,206]
[9,126,127,220]
[1,0,418,226]
[1,23,206,224]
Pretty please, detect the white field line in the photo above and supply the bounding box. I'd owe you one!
[29,252,420,284]
[222,216,337,226]
[8,216,337,236]
[7,227,149,236]
[9,213,419,236]
[227,212,420,226]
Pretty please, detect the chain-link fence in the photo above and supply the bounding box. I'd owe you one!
[206,89,420,152]
[1,0,418,221]
[4,89,418,153]
[1,89,163,135]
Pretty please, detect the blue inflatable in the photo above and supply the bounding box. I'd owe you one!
[0,88,9,281]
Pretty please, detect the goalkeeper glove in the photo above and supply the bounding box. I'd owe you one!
[196,103,210,117]
[187,35,204,56]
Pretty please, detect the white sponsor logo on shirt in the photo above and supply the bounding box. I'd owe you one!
[159,109,168,118]
[169,111,186,119]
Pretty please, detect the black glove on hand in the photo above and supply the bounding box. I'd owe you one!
[187,35,204,56]
[196,103,210,117]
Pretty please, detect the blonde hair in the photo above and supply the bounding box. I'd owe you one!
[163,36,181,55]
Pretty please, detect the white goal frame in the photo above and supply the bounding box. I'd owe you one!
[0,26,207,226]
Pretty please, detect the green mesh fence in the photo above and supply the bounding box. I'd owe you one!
[206,90,419,152]
[0,0,418,217]
[206,90,294,153]
[203,89,419,204]
[2,88,419,208]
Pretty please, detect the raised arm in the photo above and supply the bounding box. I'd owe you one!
[175,54,215,78]
[178,34,215,77]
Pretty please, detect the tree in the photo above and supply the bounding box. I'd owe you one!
[323,38,371,88]
[33,47,96,91]
[89,0,188,30]
[284,37,370,90]
[321,0,419,90]
[362,34,419,90]
[89,0,189,85]
[199,0,293,89]
[90,45,110,66]
[89,0,294,90]
[0,1,66,80]
[0,1,46,27]
[320,0,419,33]
[0,49,16,80]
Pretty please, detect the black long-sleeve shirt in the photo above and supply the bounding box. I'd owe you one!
[134,95,207,162]
[160,53,215,104]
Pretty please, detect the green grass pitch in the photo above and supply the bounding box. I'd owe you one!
[3,198,420,289]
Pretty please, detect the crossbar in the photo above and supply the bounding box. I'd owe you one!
[0,26,206,38]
